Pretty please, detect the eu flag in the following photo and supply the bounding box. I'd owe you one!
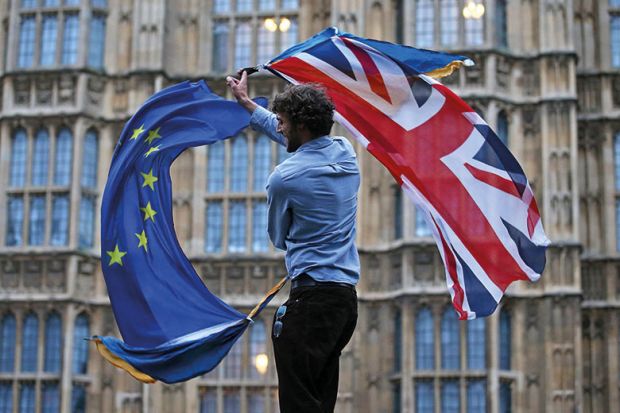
[94,80,272,384]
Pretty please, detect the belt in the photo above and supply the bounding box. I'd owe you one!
[291,274,355,291]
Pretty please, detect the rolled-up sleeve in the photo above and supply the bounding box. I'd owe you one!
[250,106,288,147]
[266,169,291,251]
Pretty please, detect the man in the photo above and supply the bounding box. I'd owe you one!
[226,71,360,413]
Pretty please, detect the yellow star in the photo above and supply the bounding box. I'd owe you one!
[144,145,160,158]
[145,127,162,145]
[140,202,157,222]
[140,169,159,191]
[135,230,148,251]
[130,124,145,140]
[106,244,127,266]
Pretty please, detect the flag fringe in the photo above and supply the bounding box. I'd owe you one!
[93,338,157,384]
[425,60,469,79]
[247,276,289,319]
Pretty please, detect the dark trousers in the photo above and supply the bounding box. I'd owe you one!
[272,285,358,413]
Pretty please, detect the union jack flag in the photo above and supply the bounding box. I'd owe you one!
[263,28,550,319]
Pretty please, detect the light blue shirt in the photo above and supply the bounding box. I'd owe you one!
[250,106,360,285]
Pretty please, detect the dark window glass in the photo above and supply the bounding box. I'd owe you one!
[415,205,432,237]
[10,129,28,187]
[415,307,434,369]
[253,135,271,191]
[62,13,80,65]
[416,0,434,48]
[499,310,511,370]
[499,381,512,413]
[51,195,69,246]
[257,25,276,64]
[21,314,39,372]
[441,307,460,369]
[29,196,46,246]
[617,199,620,251]
[32,129,50,186]
[0,314,16,372]
[21,0,37,8]
[440,0,458,46]
[235,22,252,69]
[497,111,509,146]
[213,0,230,13]
[228,201,246,253]
[44,312,62,372]
[72,314,89,374]
[54,128,73,185]
[212,22,229,72]
[392,382,401,413]
[394,187,402,239]
[40,14,58,66]
[224,390,240,413]
[467,379,487,412]
[81,130,98,189]
[496,0,508,48]
[0,382,13,413]
[91,0,107,7]
[78,196,96,249]
[42,382,60,413]
[441,379,460,412]
[223,340,242,378]
[18,16,36,68]
[230,135,248,192]
[6,196,24,247]
[252,201,268,252]
[207,141,225,192]
[612,16,620,67]
[19,382,35,413]
[248,391,265,413]
[205,202,223,253]
[415,380,434,413]
[467,318,486,369]
[393,309,401,372]
[199,389,217,413]
[87,14,105,68]
[71,383,86,413]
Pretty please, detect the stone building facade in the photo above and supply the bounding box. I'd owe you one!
[0,0,619,412]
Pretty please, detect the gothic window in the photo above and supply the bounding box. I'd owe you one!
[415,205,432,237]
[21,313,39,372]
[62,13,79,64]
[72,313,89,374]
[71,383,86,413]
[257,24,276,66]
[212,22,229,73]
[10,129,28,187]
[393,309,402,372]
[6,196,24,246]
[465,3,485,46]
[416,0,434,48]
[18,16,36,68]
[19,383,35,413]
[40,15,57,66]
[228,200,247,252]
[32,129,50,186]
[248,320,267,379]
[79,129,98,249]
[207,141,225,192]
[41,382,60,413]
[231,135,248,192]
[499,381,512,413]
[467,317,486,369]
[213,0,230,13]
[415,380,434,412]
[54,128,73,185]
[611,2,620,68]
[499,309,511,370]
[415,307,434,369]
[254,135,271,191]
[44,312,62,372]
[441,379,460,412]
[78,195,96,249]
[467,379,487,411]
[496,0,508,48]
[87,2,107,69]
[252,201,268,252]
[235,22,252,69]
[497,110,509,146]
[223,338,242,378]
[205,202,223,253]
[0,383,13,413]
[441,307,460,369]
[0,314,16,372]
[394,187,403,240]
[29,195,46,245]
[51,195,69,246]
[81,129,98,189]
[440,0,459,47]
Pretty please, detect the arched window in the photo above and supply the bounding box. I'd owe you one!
[0,313,16,372]
[205,202,223,253]
[72,313,89,374]
[62,13,79,65]
[467,317,486,369]
[228,201,246,253]
[10,129,28,187]
[81,129,98,189]
[40,14,57,66]
[78,195,96,249]
[440,307,460,369]
[87,13,106,68]
[440,0,459,46]
[44,312,62,372]
[497,111,509,146]
[253,135,271,191]
[18,16,36,68]
[441,379,460,412]
[496,0,508,48]
[21,313,39,372]
[393,309,402,372]
[234,22,252,69]
[415,307,434,369]
[51,195,69,246]
[6,196,24,246]
[230,135,248,192]
[252,201,268,252]
[223,338,242,379]
[32,129,50,186]
[611,14,620,68]
[249,319,266,378]
[29,195,46,246]
[415,206,432,237]
[499,310,511,370]
[212,22,229,73]
[416,0,434,47]
[207,141,225,192]
[54,127,73,185]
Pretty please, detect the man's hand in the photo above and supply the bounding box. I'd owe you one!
[226,70,258,113]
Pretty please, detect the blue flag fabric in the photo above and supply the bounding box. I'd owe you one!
[94,80,270,384]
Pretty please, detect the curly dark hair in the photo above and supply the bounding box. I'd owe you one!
[271,84,335,138]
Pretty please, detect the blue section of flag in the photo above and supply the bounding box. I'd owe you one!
[267,27,471,76]
[501,219,547,274]
[453,249,498,317]
[97,80,267,383]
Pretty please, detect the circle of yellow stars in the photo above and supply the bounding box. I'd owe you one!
[106,124,164,266]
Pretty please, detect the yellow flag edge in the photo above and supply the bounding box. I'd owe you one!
[93,338,157,384]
